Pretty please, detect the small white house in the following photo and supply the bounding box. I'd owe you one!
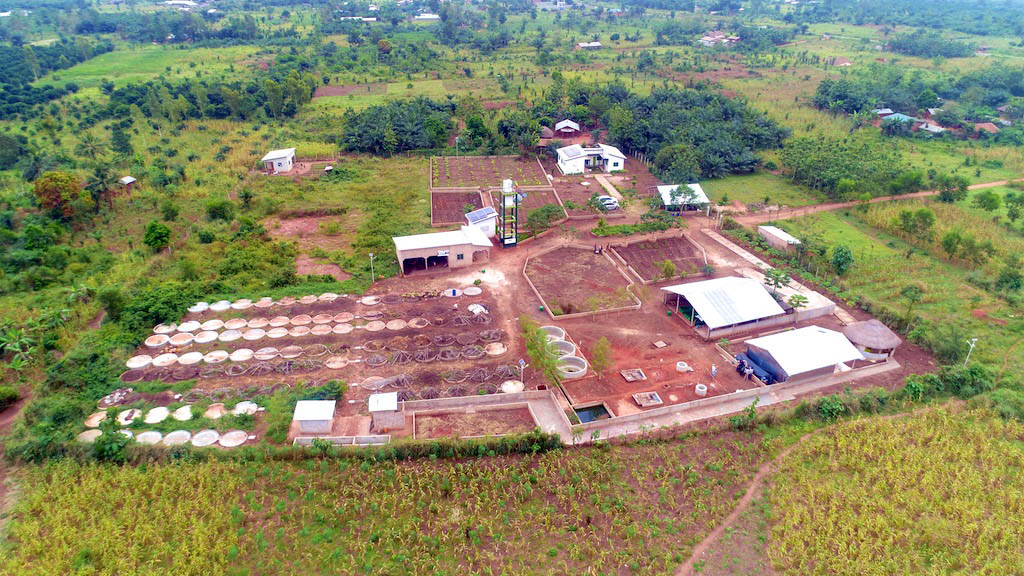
[554,119,580,136]
[576,41,602,50]
[414,12,440,20]
[369,392,404,432]
[465,206,498,238]
[555,144,626,175]
[292,400,336,434]
[118,176,137,190]
[261,148,295,173]
[658,184,709,211]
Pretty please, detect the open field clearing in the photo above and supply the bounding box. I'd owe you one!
[701,172,823,207]
[0,431,777,575]
[36,45,263,90]
[768,408,1024,575]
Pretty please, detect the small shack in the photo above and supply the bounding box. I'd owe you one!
[118,176,137,191]
[758,225,801,252]
[658,184,709,211]
[843,319,902,360]
[292,400,336,434]
[554,119,580,136]
[369,392,404,432]
[662,276,787,339]
[465,206,498,238]
[393,226,492,275]
[744,326,864,383]
[261,148,295,173]
[540,126,555,139]
[576,41,602,50]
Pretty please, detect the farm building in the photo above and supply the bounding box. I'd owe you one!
[554,119,581,136]
[758,225,801,252]
[576,41,602,49]
[118,176,137,190]
[871,108,894,116]
[414,12,440,20]
[393,226,492,275]
[843,319,902,360]
[292,400,336,434]
[831,57,852,66]
[662,276,787,339]
[465,206,498,238]
[743,326,864,383]
[918,122,946,134]
[261,148,295,173]
[369,392,404,432]
[657,184,710,211]
[555,144,626,175]
[975,122,1000,134]
[540,126,555,139]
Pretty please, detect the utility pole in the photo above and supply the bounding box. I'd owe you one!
[964,337,978,367]
[369,252,375,283]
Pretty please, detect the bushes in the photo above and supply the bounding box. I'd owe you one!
[904,364,994,401]
[968,388,1024,421]
[205,199,236,222]
[0,385,18,411]
[525,204,564,233]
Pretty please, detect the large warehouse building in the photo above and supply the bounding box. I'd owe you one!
[662,276,788,339]
[744,326,864,383]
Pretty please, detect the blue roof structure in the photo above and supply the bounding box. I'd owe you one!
[884,113,919,123]
[465,206,497,224]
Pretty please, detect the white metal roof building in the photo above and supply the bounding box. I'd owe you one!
[465,207,498,238]
[261,148,295,173]
[657,184,709,210]
[293,400,336,434]
[662,277,786,338]
[368,392,404,432]
[393,226,492,274]
[758,225,801,252]
[554,119,580,133]
[744,326,864,382]
[119,176,137,186]
[556,143,626,174]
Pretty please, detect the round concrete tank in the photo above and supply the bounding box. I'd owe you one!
[546,339,577,357]
[557,355,588,380]
[695,383,708,397]
[540,325,565,342]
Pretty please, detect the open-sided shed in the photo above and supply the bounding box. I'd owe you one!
[662,276,787,339]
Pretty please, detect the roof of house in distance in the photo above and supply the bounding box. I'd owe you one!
[119,176,136,185]
[556,144,586,161]
[292,400,336,421]
[368,392,399,412]
[745,326,864,377]
[843,319,902,350]
[465,206,498,224]
[661,276,785,329]
[261,148,295,162]
[657,184,709,206]
[393,226,492,252]
[555,119,580,131]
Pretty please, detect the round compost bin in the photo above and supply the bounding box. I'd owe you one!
[546,339,576,357]
[540,325,565,342]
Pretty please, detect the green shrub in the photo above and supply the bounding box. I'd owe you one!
[816,394,846,422]
[97,286,128,322]
[0,385,18,410]
[205,199,236,221]
[968,388,1024,421]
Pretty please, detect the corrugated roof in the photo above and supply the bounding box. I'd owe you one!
[261,147,295,162]
[556,144,586,161]
[465,206,497,224]
[658,184,709,206]
[393,226,491,252]
[555,119,580,131]
[662,277,784,329]
[745,326,863,378]
[369,392,398,412]
[293,400,336,421]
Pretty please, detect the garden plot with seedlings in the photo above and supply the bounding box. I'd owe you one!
[431,190,483,225]
[525,246,639,316]
[121,284,531,440]
[613,235,707,282]
[431,156,548,188]
[1,429,779,575]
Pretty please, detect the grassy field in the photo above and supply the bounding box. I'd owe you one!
[702,171,824,207]
[776,209,1023,385]
[37,44,263,90]
[0,431,778,576]
[768,408,1024,575]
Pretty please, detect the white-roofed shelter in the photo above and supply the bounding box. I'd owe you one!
[554,119,581,136]
[465,206,498,238]
[662,276,787,339]
[658,184,710,211]
[369,392,404,432]
[293,400,336,434]
[261,148,295,173]
[393,226,492,275]
[744,326,864,383]
[758,225,801,252]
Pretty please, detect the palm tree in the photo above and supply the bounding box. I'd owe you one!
[85,163,118,211]
[75,134,108,161]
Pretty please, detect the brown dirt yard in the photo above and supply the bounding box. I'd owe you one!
[432,191,483,225]
[413,407,537,439]
[613,235,706,281]
[524,246,637,315]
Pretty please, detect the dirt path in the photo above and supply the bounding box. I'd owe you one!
[675,406,950,576]
[731,178,1024,226]
[0,394,29,529]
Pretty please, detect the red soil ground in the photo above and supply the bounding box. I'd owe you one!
[432,156,548,188]
[524,246,635,315]
[313,83,386,98]
[613,235,705,281]
[432,191,483,225]
[412,407,537,439]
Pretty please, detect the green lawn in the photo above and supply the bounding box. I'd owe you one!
[702,171,824,207]
[38,44,263,89]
